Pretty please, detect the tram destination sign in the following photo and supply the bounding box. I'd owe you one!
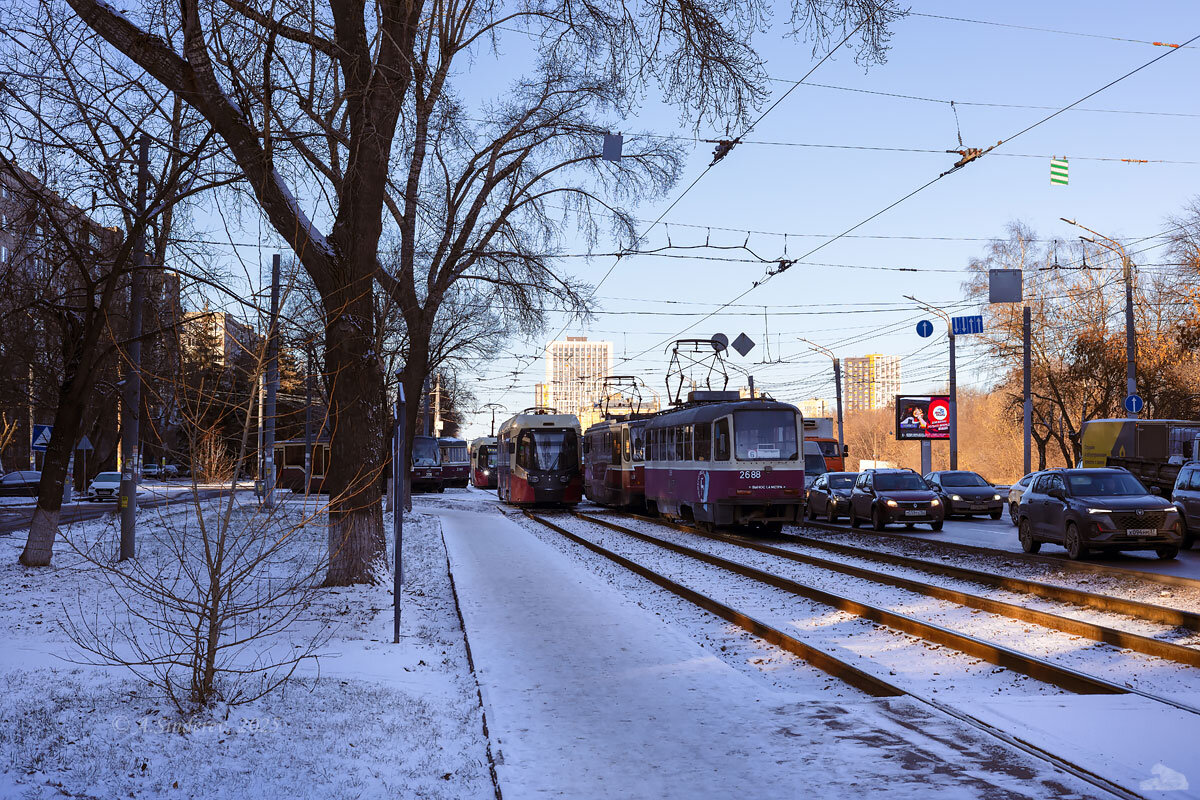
[895,395,951,441]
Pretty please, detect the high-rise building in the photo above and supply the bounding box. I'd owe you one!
[797,398,835,419]
[544,336,612,429]
[844,354,901,412]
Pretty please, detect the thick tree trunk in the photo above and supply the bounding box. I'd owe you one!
[19,374,90,566]
[321,282,387,586]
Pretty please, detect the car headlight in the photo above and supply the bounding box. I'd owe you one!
[949,494,962,501]
[992,494,1002,501]
[528,475,540,484]
[930,498,940,507]
[885,499,898,508]
[1087,508,1111,515]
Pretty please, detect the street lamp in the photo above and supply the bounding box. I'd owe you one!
[477,402,506,437]
[1061,217,1138,416]
[797,338,845,464]
[904,295,959,470]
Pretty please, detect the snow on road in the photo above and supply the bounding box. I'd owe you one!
[436,498,1108,799]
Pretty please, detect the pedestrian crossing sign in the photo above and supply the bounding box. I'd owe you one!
[1050,157,1069,185]
[31,424,53,452]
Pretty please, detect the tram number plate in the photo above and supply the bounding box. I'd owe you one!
[1127,528,1156,537]
[904,510,924,517]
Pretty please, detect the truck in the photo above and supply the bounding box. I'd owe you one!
[1079,418,1200,497]
[802,417,847,472]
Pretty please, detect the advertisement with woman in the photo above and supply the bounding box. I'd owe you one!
[896,395,951,440]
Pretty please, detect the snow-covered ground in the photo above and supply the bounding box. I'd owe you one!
[0,490,493,800]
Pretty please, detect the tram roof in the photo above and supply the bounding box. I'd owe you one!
[646,398,800,427]
[499,412,582,433]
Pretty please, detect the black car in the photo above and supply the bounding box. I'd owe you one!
[848,469,944,531]
[1171,462,1200,549]
[924,470,1005,519]
[1017,468,1182,560]
[0,470,41,498]
[806,472,858,522]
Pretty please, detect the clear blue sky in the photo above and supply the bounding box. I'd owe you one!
[458,1,1199,439]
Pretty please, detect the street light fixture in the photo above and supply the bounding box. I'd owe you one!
[1060,218,1138,416]
[797,338,845,464]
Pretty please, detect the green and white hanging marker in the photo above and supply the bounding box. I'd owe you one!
[1050,157,1069,185]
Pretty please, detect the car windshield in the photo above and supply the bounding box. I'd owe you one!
[940,471,989,487]
[812,440,839,457]
[829,474,856,489]
[874,473,929,492]
[1066,472,1149,497]
[518,429,577,471]
[734,410,799,461]
[804,453,827,475]
[96,472,121,481]
[412,437,441,466]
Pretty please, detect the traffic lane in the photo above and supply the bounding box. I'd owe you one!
[0,487,234,535]
[804,513,1200,582]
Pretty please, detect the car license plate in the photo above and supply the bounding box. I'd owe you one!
[1127,528,1156,537]
[971,503,987,510]
[904,509,924,517]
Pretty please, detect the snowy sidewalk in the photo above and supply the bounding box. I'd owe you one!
[437,506,1101,799]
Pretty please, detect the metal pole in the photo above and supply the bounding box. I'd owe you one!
[748,375,755,399]
[257,374,264,489]
[1023,305,1032,475]
[119,132,149,562]
[264,253,280,508]
[422,376,431,436]
[832,357,845,464]
[948,331,958,470]
[393,382,406,644]
[920,439,932,476]
[1123,255,1137,414]
[491,407,496,437]
[304,354,313,494]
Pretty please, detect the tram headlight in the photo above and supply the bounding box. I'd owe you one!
[483,470,490,476]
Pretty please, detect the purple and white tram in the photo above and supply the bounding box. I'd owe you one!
[643,393,805,532]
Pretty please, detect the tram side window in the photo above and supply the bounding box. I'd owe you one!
[632,429,644,463]
[682,424,693,461]
[622,428,632,462]
[611,431,621,463]
[695,422,711,462]
[714,418,731,461]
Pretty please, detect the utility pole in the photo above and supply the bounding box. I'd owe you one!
[905,295,958,470]
[263,253,281,509]
[119,132,150,562]
[798,339,845,466]
[304,351,313,493]
[1023,306,1032,475]
[479,403,505,437]
[1061,218,1137,414]
[422,376,432,436]
[748,375,755,399]
[393,378,406,644]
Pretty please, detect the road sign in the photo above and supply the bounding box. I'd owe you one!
[731,332,755,357]
[76,434,93,451]
[916,320,934,338]
[711,333,729,352]
[988,269,1023,303]
[1124,394,1144,414]
[31,424,52,452]
[1050,157,1069,185]
[951,315,984,335]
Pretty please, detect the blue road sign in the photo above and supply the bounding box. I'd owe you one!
[916,320,934,338]
[951,315,984,335]
[31,424,53,452]
[1124,394,1144,414]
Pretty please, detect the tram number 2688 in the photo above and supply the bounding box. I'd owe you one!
[738,470,762,479]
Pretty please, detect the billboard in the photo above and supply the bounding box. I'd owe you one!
[896,395,951,440]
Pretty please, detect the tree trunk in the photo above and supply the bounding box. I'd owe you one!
[20,374,90,566]
[321,283,386,586]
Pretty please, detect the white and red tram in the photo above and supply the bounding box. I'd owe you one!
[496,409,583,506]
[643,393,806,532]
[468,436,498,489]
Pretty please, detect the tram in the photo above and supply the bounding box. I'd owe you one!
[411,434,444,493]
[643,392,806,532]
[582,417,649,508]
[496,408,583,506]
[272,438,329,493]
[469,436,498,489]
[438,437,470,488]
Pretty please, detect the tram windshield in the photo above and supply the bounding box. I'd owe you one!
[441,444,468,464]
[479,446,496,468]
[412,437,441,466]
[733,410,799,460]
[517,429,578,472]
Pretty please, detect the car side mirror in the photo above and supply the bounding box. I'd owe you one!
[842,445,850,456]
[1048,487,1065,500]
[1150,486,1161,495]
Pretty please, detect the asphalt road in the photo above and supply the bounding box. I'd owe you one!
[0,486,234,535]
[807,511,1200,582]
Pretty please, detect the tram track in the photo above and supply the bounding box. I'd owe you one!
[799,516,1200,592]
[520,508,1151,800]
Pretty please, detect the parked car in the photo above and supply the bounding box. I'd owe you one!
[924,470,1004,519]
[806,472,858,522]
[0,471,41,498]
[848,469,944,531]
[87,472,122,502]
[1017,468,1182,560]
[1170,462,1200,549]
[1008,472,1038,526]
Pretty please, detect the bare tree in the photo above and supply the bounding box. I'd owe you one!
[62,0,903,585]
